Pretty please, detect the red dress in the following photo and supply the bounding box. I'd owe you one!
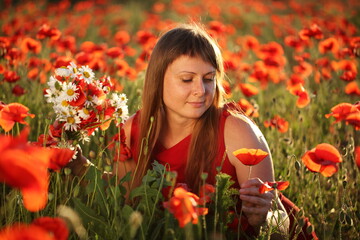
[130,107,317,240]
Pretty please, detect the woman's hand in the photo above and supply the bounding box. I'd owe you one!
[66,146,92,176]
[239,178,274,228]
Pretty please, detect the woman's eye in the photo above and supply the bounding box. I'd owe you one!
[204,77,214,82]
[182,79,192,82]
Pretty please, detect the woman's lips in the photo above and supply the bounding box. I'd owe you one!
[187,101,205,107]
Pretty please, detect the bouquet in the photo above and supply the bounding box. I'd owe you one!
[42,62,129,146]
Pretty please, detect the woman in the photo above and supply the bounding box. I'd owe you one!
[73,23,317,239]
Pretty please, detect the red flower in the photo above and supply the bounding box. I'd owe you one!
[163,187,208,227]
[287,83,310,108]
[0,224,54,240]
[199,183,215,205]
[0,128,51,211]
[232,148,269,166]
[299,24,323,40]
[264,115,289,133]
[325,102,360,130]
[345,81,360,96]
[301,143,342,177]
[259,181,289,194]
[48,147,75,171]
[0,103,35,132]
[355,146,360,169]
[3,70,20,83]
[12,84,26,96]
[36,24,62,40]
[318,37,339,55]
[0,217,68,240]
[32,217,69,240]
[239,83,259,97]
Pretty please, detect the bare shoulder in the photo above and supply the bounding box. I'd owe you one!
[224,114,267,149]
[224,113,275,183]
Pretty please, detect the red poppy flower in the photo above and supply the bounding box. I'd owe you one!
[237,98,259,118]
[0,103,35,132]
[114,30,130,45]
[0,128,52,211]
[199,183,215,205]
[325,102,359,128]
[3,70,20,83]
[259,181,289,194]
[12,84,26,96]
[287,83,310,108]
[232,148,269,166]
[318,37,339,55]
[0,223,54,240]
[48,147,75,171]
[0,217,68,240]
[345,81,360,96]
[301,143,342,177]
[264,115,289,133]
[21,37,42,54]
[32,217,69,240]
[163,187,208,227]
[355,146,360,169]
[299,24,323,40]
[36,24,62,40]
[106,47,124,59]
[239,83,259,97]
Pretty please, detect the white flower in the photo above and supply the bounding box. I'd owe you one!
[61,82,79,102]
[78,130,90,143]
[91,95,104,106]
[61,112,81,131]
[55,67,71,78]
[67,62,78,77]
[79,65,95,84]
[78,108,91,120]
[47,76,58,90]
[44,88,60,104]
[114,105,129,123]
[110,93,127,107]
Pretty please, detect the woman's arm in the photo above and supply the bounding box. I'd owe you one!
[224,114,289,238]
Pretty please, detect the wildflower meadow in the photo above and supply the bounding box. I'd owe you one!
[0,0,359,239]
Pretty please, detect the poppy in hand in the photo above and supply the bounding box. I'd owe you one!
[233,148,269,166]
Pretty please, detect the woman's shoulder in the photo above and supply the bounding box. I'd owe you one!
[223,107,268,153]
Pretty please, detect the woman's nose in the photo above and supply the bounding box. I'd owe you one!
[192,80,205,96]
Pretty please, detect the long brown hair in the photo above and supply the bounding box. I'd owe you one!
[134,23,226,193]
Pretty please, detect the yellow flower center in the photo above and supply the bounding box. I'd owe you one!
[117,108,123,115]
[83,71,90,78]
[67,89,75,96]
[87,95,93,101]
[61,100,69,107]
[67,116,75,124]
[83,108,89,115]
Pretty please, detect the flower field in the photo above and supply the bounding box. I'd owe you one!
[0,0,359,239]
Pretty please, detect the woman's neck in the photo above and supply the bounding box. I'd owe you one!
[159,114,195,149]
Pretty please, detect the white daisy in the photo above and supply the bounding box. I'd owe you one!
[91,95,104,106]
[61,112,81,131]
[44,88,60,104]
[114,105,129,123]
[78,130,90,143]
[78,108,91,120]
[67,62,78,77]
[61,82,79,102]
[79,65,95,84]
[55,67,71,78]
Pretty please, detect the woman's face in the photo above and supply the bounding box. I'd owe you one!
[163,55,216,123]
